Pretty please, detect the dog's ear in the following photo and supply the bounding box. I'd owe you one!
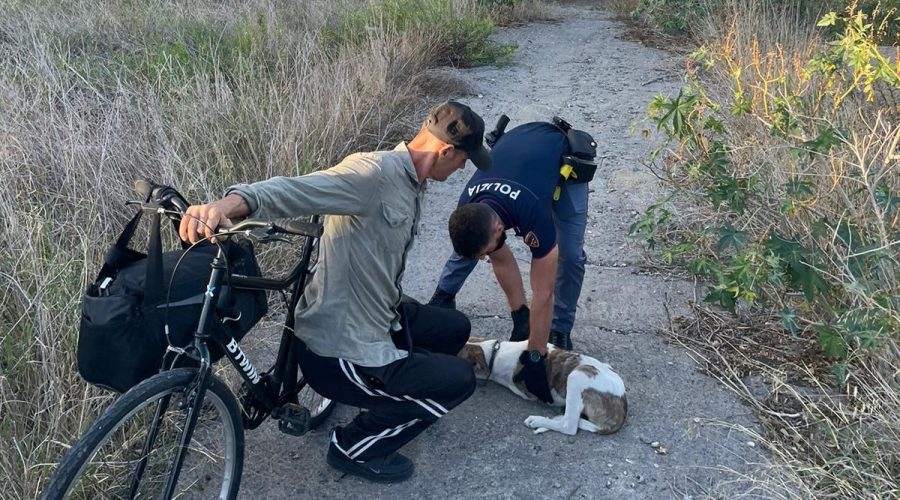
[457,343,489,378]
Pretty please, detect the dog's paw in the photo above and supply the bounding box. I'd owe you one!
[524,416,551,434]
[524,415,551,431]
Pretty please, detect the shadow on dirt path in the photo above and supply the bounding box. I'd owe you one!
[239,4,772,499]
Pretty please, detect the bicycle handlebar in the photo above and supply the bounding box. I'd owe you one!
[270,218,324,238]
[134,179,190,214]
[131,179,323,240]
[130,203,323,240]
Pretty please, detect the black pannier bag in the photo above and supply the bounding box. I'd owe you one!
[77,197,267,393]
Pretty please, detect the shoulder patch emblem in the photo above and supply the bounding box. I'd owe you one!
[524,231,540,248]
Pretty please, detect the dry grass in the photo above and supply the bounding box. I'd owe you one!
[572,1,899,497]
[0,0,539,496]
[628,0,900,497]
[491,0,558,26]
[667,307,899,499]
[636,1,900,498]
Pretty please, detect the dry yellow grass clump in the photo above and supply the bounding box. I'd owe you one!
[623,0,899,497]
[0,0,549,496]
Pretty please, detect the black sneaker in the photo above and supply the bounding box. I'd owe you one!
[427,287,456,309]
[551,330,573,350]
[327,440,414,483]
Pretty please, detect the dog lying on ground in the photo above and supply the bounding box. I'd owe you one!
[458,338,627,435]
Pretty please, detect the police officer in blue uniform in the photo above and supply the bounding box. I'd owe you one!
[428,120,593,402]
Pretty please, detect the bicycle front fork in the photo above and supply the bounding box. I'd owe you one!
[161,343,213,500]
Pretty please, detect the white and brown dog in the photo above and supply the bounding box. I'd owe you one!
[459,338,627,435]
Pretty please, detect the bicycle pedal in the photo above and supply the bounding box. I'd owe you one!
[275,403,311,437]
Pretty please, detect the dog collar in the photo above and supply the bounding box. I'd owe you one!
[486,339,502,380]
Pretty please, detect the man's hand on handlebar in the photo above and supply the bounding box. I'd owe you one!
[178,194,250,244]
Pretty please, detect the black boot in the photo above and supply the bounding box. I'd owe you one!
[551,330,573,350]
[427,287,456,309]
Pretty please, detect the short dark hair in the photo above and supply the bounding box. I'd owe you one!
[448,203,496,259]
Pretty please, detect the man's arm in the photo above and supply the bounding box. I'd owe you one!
[526,246,558,354]
[228,155,381,221]
[510,245,558,404]
[180,155,382,244]
[488,243,527,310]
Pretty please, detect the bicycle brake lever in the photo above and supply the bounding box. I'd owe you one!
[127,200,168,214]
[245,227,290,244]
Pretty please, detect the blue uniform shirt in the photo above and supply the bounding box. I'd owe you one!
[457,122,569,258]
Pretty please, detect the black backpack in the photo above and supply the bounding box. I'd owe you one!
[77,185,267,392]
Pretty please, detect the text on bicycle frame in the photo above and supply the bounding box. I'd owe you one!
[226,338,262,385]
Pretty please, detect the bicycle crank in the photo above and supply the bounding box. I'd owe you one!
[274,403,311,436]
[238,376,271,430]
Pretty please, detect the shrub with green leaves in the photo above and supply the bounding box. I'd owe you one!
[629,2,899,496]
[633,7,899,377]
[323,0,516,67]
[630,0,718,35]
[853,0,900,43]
[629,0,897,43]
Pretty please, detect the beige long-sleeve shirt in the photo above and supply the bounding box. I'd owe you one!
[226,143,423,367]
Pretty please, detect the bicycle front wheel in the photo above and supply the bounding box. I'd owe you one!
[43,368,244,500]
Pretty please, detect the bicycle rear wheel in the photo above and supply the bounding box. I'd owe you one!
[296,381,335,429]
[42,368,244,500]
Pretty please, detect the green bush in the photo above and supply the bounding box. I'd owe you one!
[631,0,717,35]
[630,0,898,43]
[54,15,279,94]
[323,0,516,67]
[855,0,900,42]
[631,3,899,496]
[634,8,899,377]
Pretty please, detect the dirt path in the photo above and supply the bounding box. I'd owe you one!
[240,4,769,498]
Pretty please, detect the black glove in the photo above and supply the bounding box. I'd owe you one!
[513,351,553,403]
[509,305,530,342]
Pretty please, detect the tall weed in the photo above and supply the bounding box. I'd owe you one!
[620,0,896,43]
[323,0,518,66]
[631,0,899,496]
[0,0,532,496]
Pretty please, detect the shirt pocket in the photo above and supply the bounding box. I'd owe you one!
[376,201,411,252]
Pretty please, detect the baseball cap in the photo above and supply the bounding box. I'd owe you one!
[425,101,492,170]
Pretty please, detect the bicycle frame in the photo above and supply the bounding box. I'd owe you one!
[138,217,321,498]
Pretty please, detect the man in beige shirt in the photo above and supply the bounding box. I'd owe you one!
[180,102,490,483]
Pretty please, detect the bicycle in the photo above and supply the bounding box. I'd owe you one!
[42,182,337,499]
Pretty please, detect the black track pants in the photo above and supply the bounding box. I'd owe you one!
[297,302,475,461]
